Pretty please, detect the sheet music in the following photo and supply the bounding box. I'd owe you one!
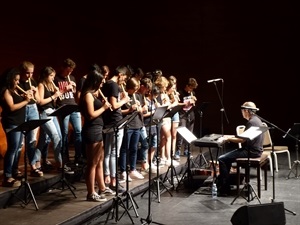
[236,126,269,140]
[177,126,197,144]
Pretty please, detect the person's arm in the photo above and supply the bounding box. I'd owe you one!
[221,135,246,144]
[110,95,130,110]
[84,92,109,120]
[4,89,31,111]
[38,83,61,106]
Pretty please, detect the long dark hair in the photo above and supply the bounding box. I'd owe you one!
[80,70,104,103]
[0,67,20,99]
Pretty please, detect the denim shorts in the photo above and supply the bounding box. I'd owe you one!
[172,112,180,123]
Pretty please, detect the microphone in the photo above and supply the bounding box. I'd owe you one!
[283,128,291,139]
[207,78,223,83]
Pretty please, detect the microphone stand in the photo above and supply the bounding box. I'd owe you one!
[254,113,296,216]
[211,80,229,136]
[140,80,165,225]
[286,123,300,179]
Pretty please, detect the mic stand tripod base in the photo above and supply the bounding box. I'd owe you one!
[119,167,139,220]
[141,215,165,225]
[287,160,300,179]
[231,181,261,205]
[48,169,77,198]
[105,193,135,224]
[4,179,39,211]
[141,157,173,203]
[176,145,193,191]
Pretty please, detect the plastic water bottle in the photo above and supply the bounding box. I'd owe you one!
[212,183,217,199]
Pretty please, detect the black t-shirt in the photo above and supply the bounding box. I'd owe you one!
[178,89,195,121]
[102,80,123,126]
[54,74,77,106]
[244,115,264,152]
[121,93,143,129]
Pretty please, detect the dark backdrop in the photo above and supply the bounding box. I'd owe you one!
[0,1,299,148]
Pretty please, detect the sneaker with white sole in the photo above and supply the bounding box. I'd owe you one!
[130,170,144,179]
[166,159,180,166]
[86,192,107,202]
[150,164,158,172]
[64,165,75,174]
[120,171,132,182]
[109,184,125,194]
[57,165,75,175]
[99,187,116,196]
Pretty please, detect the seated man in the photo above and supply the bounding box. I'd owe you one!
[217,101,263,196]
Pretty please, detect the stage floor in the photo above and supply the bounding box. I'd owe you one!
[0,145,299,225]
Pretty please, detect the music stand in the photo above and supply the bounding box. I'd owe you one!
[105,111,139,224]
[141,106,172,203]
[4,119,50,210]
[162,104,185,189]
[119,111,140,221]
[48,104,79,198]
[231,126,269,204]
[286,123,300,178]
[175,126,198,190]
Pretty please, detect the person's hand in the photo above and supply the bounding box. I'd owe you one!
[103,101,112,111]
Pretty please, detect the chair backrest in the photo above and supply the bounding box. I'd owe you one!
[262,122,272,147]
[236,125,246,148]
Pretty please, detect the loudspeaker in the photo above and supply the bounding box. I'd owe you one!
[231,202,286,225]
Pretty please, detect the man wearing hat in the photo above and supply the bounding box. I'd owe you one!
[217,101,264,196]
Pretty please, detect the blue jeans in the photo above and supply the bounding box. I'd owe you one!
[60,111,82,159]
[119,128,141,172]
[3,124,23,178]
[39,129,51,161]
[218,147,261,187]
[138,126,148,162]
[25,104,41,166]
[38,108,62,165]
[104,128,124,178]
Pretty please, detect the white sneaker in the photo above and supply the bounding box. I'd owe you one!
[150,164,158,174]
[86,192,107,202]
[166,159,180,166]
[120,171,132,182]
[151,166,157,173]
[172,160,180,166]
[130,170,144,179]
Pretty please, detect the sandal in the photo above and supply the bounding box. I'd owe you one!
[13,171,24,180]
[2,178,21,188]
[42,161,54,172]
[30,169,44,177]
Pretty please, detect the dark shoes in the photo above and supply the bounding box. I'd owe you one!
[174,150,181,160]
[42,160,54,172]
[57,165,75,175]
[184,149,189,156]
[109,184,125,194]
[13,171,24,180]
[30,169,44,177]
[2,178,21,188]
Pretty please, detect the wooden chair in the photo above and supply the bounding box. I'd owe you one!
[235,152,269,198]
[234,125,270,198]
